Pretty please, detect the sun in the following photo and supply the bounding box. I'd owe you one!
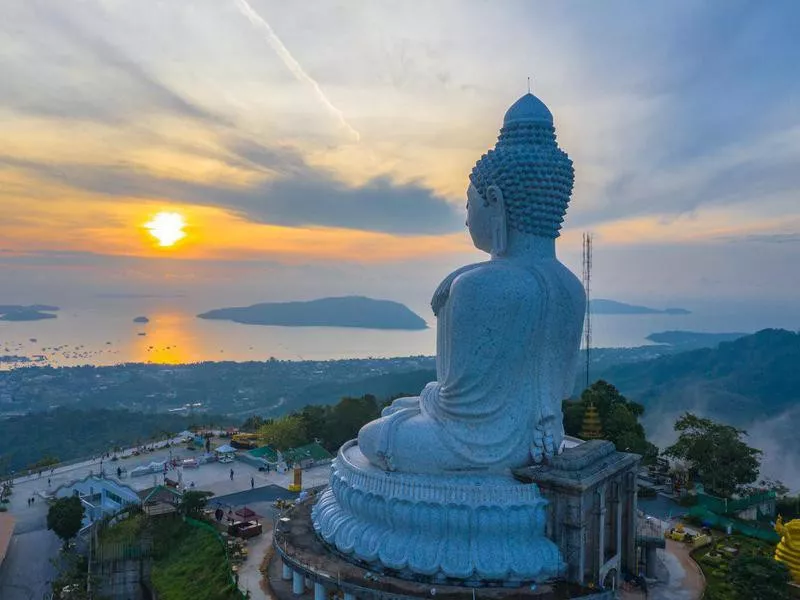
[144,212,187,247]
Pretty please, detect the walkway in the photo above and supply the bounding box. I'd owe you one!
[621,540,704,600]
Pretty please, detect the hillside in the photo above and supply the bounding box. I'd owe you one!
[198,296,428,330]
[0,408,232,473]
[593,329,800,491]
[293,369,436,411]
[592,299,690,315]
[596,329,800,421]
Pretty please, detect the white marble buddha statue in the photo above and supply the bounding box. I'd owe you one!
[358,93,585,474]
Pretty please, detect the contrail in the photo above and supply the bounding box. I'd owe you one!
[233,0,361,143]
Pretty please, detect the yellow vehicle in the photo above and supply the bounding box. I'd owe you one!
[231,432,259,450]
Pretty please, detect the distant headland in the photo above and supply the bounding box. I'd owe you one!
[197,296,428,330]
[592,299,690,315]
[646,330,748,347]
[0,305,59,321]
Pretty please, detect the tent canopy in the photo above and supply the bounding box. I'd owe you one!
[235,506,262,520]
[215,444,236,454]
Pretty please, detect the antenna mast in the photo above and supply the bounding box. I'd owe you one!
[582,232,593,389]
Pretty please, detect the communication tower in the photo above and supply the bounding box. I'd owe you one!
[582,232,593,389]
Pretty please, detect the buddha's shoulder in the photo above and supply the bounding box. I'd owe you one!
[452,262,542,298]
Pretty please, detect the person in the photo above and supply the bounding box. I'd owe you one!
[27,498,30,507]
[47,478,51,487]
[230,468,234,481]
[117,466,122,478]
[250,477,254,489]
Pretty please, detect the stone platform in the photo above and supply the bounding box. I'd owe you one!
[273,499,613,600]
[312,441,562,584]
[514,440,641,588]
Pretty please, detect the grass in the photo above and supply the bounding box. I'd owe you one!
[693,533,775,599]
[98,512,146,544]
[150,520,240,600]
[100,512,240,600]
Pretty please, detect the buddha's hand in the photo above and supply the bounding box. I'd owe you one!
[382,396,420,417]
[532,416,564,463]
[431,262,487,316]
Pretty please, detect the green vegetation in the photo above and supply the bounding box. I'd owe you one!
[100,513,239,600]
[694,535,790,600]
[258,414,309,451]
[258,394,382,453]
[729,554,792,600]
[150,519,239,600]
[563,380,658,460]
[0,407,231,474]
[179,490,214,518]
[665,413,761,498]
[47,496,85,550]
[594,329,800,424]
[777,494,800,520]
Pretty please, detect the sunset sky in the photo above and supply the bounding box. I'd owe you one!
[2,0,799,313]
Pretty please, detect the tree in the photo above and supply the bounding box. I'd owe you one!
[240,415,265,433]
[563,380,657,460]
[664,413,761,498]
[47,496,85,550]
[729,555,791,600]
[179,490,213,517]
[325,395,381,449]
[258,415,308,451]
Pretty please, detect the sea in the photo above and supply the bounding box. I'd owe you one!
[0,297,797,370]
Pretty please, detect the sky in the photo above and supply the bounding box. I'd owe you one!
[1,0,799,315]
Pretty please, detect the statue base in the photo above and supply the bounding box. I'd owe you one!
[312,440,564,584]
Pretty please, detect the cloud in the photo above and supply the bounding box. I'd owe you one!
[0,0,225,126]
[0,138,464,235]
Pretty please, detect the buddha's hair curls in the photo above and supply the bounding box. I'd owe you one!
[469,121,574,238]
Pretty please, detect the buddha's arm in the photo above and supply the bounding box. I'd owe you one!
[435,266,541,416]
[431,262,489,317]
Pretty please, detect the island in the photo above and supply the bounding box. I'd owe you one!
[592,299,690,315]
[0,305,59,321]
[197,296,428,330]
[646,330,748,347]
[133,316,150,324]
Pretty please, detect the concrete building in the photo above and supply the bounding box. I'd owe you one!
[53,475,140,527]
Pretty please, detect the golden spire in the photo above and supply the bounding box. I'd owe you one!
[580,401,603,440]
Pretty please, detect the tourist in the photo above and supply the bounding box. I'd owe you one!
[230,468,234,481]
[47,478,51,487]
[250,477,254,489]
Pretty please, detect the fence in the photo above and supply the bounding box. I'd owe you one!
[696,490,776,516]
[688,506,780,543]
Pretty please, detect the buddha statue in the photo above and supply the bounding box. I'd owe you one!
[313,93,583,583]
[775,515,800,583]
[358,93,585,473]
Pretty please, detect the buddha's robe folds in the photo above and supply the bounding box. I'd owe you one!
[359,258,584,473]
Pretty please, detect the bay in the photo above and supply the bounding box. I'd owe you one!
[0,297,796,370]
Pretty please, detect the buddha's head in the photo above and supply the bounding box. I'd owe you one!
[467,93,574,255]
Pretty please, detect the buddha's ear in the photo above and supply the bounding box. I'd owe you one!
[486,185,507,256]
[485,185,505,208]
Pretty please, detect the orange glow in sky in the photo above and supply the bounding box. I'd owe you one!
[144,212,187,247]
